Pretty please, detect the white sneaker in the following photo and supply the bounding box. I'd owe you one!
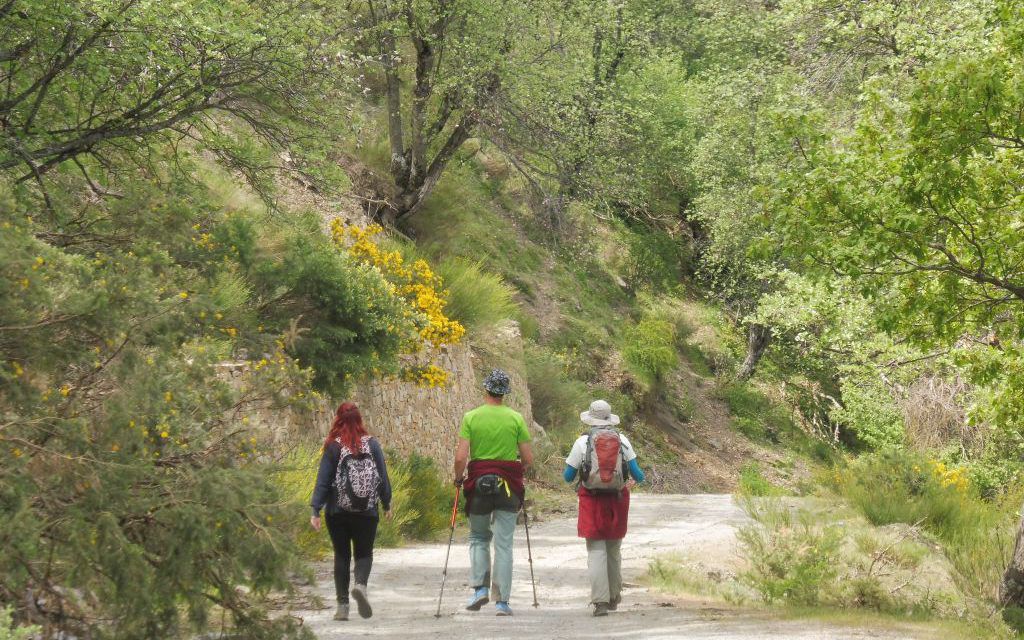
[351,583,372,619]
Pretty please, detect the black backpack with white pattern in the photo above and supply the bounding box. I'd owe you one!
[333,435,381,513]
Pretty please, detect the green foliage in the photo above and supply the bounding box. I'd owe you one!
[718,382,827,459]
[0,607,39,640]
[738,462,786,497]
[524,345,593,434]
[408,162,543,284]
[771,1,1024,464]
[738,499,843,606]
[0,0,349,183]
[622,316,678,388]
[832,379,905,451]
[253,221,412,396]
[435,258,518,332]
[380,453,454,543]
[834,451,1017,601]
[275,445,333,560]
[616,224,690,290]
[837,451,978,538]
[0,147,416,635]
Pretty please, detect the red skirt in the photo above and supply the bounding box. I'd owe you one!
[577,486,630,540]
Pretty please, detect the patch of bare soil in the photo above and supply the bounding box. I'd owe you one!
[637,357,812,494]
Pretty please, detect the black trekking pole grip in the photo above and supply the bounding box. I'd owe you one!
[521,502,539,608]
[435,485,461,618]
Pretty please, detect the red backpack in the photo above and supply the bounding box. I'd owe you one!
[579,427,626,493]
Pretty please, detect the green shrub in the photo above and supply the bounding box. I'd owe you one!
[276,445,334,560]
[434,258,518,331]
[738,462,785,497]
[737,499,842,606]
[622,317,678,387]
[524,345,592,433]
[385,453,454,542]
[0,607,39,640]
[278,446,453,551]
[617,224,690,290]
[832,379,905,451]
[718,382,834,461]
[835,450,1015,601]
[373,463,418,548]
[551,317,614,383]
[719,382,791,443]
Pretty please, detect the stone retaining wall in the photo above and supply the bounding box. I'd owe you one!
[342,321,534,478]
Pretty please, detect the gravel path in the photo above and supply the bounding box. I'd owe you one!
[297,494,939,639]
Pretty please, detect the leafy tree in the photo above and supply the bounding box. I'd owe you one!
[0,2,440,636]
[776,0,1024,411]
[0,0,348,196]
[493,0,695,223]
[355,0,541,225]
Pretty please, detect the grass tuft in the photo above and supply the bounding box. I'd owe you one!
[435,258,518,331]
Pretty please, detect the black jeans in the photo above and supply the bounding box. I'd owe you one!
[325,512,379,603]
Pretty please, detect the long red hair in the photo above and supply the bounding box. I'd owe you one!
[325,402,369,452]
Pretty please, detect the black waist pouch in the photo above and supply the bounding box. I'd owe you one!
[476,474,500,496]
[467,474,520,515]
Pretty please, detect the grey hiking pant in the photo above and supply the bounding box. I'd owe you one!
[586,538,622,605]
[468,510,518,602]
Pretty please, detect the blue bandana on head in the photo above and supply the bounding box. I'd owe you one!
[483,369,511,396]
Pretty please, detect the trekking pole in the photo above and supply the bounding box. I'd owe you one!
[434,485,461,618]
[521,502,539,608]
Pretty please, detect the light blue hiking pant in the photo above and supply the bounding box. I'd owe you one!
[468,510,518,602]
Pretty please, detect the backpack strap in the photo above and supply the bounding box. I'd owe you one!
[576,430,595,492]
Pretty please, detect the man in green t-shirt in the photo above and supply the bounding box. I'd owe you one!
[453,369,533,617]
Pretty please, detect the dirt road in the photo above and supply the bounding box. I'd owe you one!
[298,494,938,639]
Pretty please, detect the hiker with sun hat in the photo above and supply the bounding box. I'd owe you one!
[453,369,534,617]
[564,399,645,617]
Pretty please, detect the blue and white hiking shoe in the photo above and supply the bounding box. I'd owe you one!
[466,587,489,611]
[495,601,513,616]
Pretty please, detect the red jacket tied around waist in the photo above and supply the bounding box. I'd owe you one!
[465,459,525,500]
[577,486,630,540]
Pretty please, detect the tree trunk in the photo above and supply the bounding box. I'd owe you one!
[737,323,771,381]
[408,35,435,186]
[1000,502,1024,607]
[394,118,475,224]
[381,37,407,188]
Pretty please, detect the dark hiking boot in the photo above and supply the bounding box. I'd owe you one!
[608,596,620,611]
[593,602,610,617]
[351,584,372,619]
[466,587,489,611]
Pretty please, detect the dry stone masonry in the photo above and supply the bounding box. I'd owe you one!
[345,320,534,477]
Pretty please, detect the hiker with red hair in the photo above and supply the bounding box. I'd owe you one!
[311,402,392,622]
[563,400,645,617]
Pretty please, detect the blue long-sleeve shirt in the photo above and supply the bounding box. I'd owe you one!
[564,458,645,484]
[311,437,392,517]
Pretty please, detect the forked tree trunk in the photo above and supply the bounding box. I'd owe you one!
[737,323,771,381]
[1000,503,1024,607]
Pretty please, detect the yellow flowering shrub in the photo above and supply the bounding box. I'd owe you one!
[403,364,450,389]
[928,460,969,494]
[331,221,464,388]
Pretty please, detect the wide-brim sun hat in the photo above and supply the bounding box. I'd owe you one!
[581,399,620,426]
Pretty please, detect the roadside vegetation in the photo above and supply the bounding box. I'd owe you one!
[5,0,1024,638]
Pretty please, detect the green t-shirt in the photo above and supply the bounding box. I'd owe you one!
[459,404,531,461]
